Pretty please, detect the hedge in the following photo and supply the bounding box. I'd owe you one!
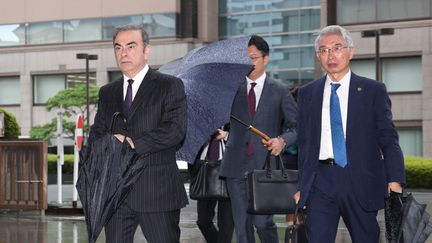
[48,154,75,174]
[0,108,20,138]
[404,156,432,189]
[47,155,432,188]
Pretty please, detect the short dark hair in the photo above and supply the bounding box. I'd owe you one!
[248,35,270,56]
[112,24,149,46]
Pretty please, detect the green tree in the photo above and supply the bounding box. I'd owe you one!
[30,118,75,141]
[30,85,99,141]
[0,108,20,138]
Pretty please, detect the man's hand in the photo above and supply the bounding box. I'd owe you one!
[388,182,402,193]
[294,191,300,204]
[263,137,285,155]
[215,129,228,140]
[114,134,135,149]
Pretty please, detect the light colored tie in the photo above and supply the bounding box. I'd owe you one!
[330,83,347,167]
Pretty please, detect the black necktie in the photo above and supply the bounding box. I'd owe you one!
[123,79,134,115]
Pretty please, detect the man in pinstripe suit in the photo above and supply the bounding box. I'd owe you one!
[89,25,188,243]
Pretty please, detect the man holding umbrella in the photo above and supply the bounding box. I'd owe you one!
[220,35,297,243]
[88,25,188,243]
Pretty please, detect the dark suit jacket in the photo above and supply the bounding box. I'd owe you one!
[220,77,297,178]
[89,68,188,212]
[297,72,406,211]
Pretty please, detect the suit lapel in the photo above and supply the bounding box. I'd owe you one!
[235,81,251,122]
[113,78,124,112]
[127,69,158,120]
[310,77,326,143]
[254,77,271,121]
[346,73,364,142]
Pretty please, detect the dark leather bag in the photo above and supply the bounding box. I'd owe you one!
[246,152,298,214]
[189,141,229,200]
[285,208,308,243]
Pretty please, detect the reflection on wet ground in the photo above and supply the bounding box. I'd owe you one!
[0,185,431,243]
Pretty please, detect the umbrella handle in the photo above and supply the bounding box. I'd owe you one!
[248,126,271,146]
[110,112,128,134]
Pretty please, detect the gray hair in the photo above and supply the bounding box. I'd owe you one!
[112,24,149,46]
[314,25,354,52]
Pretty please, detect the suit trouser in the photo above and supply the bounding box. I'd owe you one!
[105,202,181,243]
[196,199,234,243]
[306,163,380,243]
[226,177,279,243]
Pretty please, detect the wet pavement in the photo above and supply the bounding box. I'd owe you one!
[0,184,431,243]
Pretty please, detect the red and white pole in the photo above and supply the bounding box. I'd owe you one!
[72,114,83,207]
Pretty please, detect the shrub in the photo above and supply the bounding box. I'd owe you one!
[0,108,20,138]
[48,154,75,174]
[405,156,432,189]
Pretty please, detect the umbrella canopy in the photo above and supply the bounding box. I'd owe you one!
[159,37,253,163]
[76,112,144,243]
[385,191,432,243]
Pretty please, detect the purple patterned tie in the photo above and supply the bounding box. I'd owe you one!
[248,82,257,117]
[247,82,257,156]
[206,138,220,160]
[123,79,134,115]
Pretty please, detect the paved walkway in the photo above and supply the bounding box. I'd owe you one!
[0,184,431,243]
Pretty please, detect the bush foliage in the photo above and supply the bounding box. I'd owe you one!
[48,154,75,174]
[47,154,432,188]
[0,108,20,138]
[405,156,432,189]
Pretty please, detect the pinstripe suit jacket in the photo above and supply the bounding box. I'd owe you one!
[220,77,297,178]
[89,68,188,212]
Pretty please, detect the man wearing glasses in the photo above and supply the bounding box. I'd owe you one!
[220,35,297,243]
[295,25,406,242]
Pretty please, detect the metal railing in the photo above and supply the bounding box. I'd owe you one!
[0,140,47,211]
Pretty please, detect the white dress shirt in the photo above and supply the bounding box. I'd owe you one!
[123,64,149,101]
[319,71,351,160]
[246,72,266,110]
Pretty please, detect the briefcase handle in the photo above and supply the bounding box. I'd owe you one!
[263,151,288,178]
[110,112,128,135]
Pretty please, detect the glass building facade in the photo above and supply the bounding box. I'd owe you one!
[0,13,178,47]
[219,0,320,88]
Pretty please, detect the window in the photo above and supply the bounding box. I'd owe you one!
[0,76,20,105]
[33,73,96,104]
[143,13,177,37]
[337,0,431,24]
[64,18,102,43]
[102,16,143,40]
[269,47,315,70]
[397,128,422,157]
[350,57,422,92]
[0,24,26,46]
[382,57,422,92]
[108,71,122,82]
[27,21,63,44]
[350,59,375,79]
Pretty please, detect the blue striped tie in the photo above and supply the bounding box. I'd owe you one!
[330,83,347,167]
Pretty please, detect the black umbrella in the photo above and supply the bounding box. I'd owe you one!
[385,191,432,243]
[159,37,253,163]
[76,112,144,243]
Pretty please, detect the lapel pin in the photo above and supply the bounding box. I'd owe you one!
[357,87,362,92]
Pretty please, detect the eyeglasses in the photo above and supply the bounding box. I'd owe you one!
[249,55,264,61]
[317,46,349,56]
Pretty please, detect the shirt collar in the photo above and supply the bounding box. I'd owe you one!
[123,64,149,84]
[246,72,266,86]
[325,69,351,87]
